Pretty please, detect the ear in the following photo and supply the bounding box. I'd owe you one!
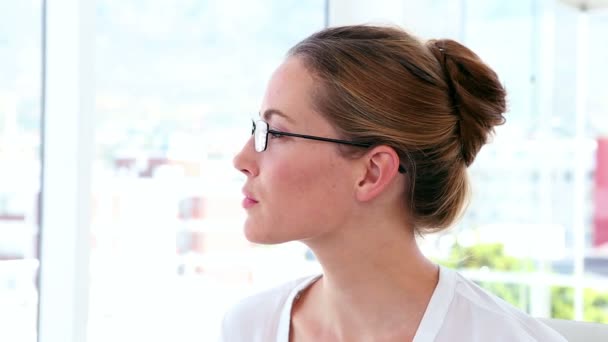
[355,145,402,202]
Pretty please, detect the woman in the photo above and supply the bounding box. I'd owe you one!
[225,25,565,341]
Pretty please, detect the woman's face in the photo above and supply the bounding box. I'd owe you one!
[233,57,359,244]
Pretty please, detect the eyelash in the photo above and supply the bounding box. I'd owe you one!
[269,131,284,139]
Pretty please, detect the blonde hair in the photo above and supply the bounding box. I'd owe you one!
[288,25,506,233]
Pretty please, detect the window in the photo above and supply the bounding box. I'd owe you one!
[89,1,326,341]
[21,1,608,341]
[0,2,42,342]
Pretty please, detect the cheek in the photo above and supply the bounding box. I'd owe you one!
[272,155,341,196]
[275,164,319,194]
[243,147,354,244]
[268,154,350,221]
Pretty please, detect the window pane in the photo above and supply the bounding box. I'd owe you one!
[89,1,325,341]
[0,1,42,342]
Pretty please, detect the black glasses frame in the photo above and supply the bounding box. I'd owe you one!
[251,120,406,173]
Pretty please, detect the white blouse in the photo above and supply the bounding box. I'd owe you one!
[219,266,567,341]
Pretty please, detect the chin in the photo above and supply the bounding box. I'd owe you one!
[243,222,287,245]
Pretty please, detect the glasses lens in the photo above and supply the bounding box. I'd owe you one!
[254,120,268,152]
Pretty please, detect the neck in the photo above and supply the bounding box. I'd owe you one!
[301,219,439,339]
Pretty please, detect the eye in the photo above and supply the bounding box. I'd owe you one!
[267,126,285,139]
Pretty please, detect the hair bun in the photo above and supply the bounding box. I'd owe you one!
[426,39,507,167]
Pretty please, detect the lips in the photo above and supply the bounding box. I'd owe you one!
[241,189,259,209]
[242,197,258,209]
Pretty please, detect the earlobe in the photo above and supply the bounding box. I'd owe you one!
[355,146,401,202]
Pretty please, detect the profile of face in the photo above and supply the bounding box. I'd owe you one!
[233,57,359,244]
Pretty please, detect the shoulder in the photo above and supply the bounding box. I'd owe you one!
[438,268,567,341]
[219,275,320,342]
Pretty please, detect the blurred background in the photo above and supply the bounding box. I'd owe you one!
[0,0,607,341]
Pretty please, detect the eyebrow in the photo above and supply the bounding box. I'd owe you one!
[260,108,296,124]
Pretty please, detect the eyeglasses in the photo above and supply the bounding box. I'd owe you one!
[251,119,406,173]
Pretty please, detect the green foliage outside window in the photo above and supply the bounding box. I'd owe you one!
[551,287,608,323]
[435,242,608,323]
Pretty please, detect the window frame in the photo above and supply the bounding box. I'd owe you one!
[37,1,95,341]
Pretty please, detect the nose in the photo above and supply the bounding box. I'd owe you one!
[233,136,259,177]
